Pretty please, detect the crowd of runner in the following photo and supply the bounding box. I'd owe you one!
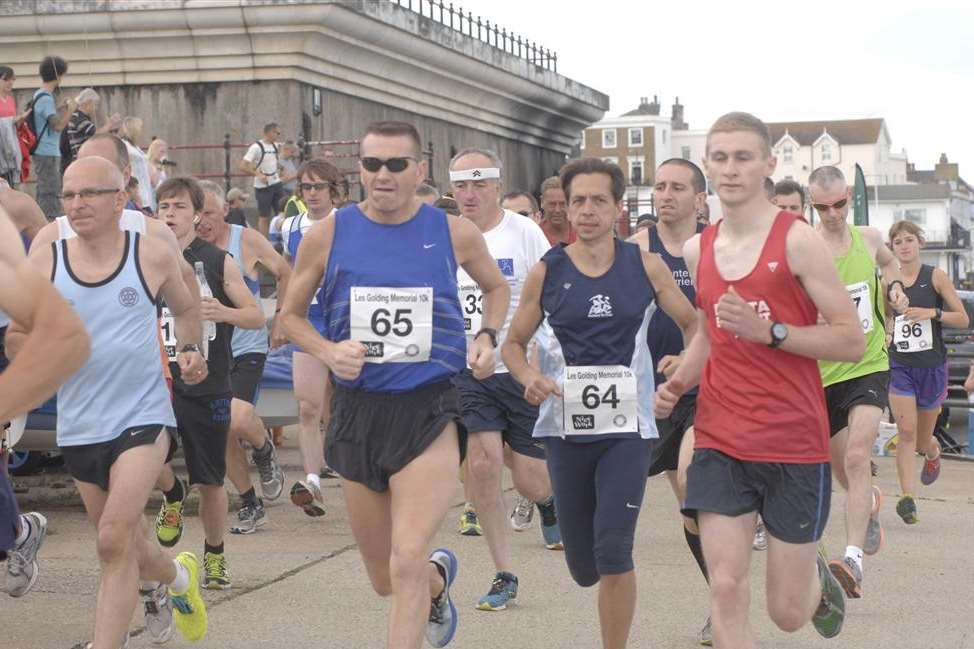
[0,107,966,649]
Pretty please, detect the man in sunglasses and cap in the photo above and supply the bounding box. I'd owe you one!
[809,164,908,599]
[280,121,510,649]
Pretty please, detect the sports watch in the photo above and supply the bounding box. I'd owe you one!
[768,322,788,349]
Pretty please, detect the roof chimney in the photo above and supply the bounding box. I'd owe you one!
[935,153,958,182]
[648,95,660,116]
[671,96,687,130]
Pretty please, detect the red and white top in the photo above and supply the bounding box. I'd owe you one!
[694,211,829,463]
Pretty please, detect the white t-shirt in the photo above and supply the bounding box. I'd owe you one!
[243,140,281,188]
[125,142,156,211]
[456,209,552,373]
[56,209,147,240]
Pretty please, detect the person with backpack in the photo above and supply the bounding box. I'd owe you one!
[29,55,74,220]
[239,122,294,239]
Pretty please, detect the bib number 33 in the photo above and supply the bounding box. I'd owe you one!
[562,365,638,435]
[350,287,433,363]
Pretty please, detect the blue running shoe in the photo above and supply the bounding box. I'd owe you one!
[427,548,459,647]
[537,498,563,550]
[476,571,518,611]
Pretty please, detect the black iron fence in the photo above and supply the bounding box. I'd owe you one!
[392,0,558,72]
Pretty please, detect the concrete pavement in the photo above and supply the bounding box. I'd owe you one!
[5,429,974,649]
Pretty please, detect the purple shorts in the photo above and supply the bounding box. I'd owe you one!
[889,359,948,410]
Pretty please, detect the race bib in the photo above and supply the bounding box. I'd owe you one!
[893,315,933,353]
[160,307,177,361]
[847,281,873,333]
[562,365,638,436]
[350,287,433,363]
[458,283,483,334]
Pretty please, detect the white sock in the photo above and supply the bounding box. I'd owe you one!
[307,473,321,490]
[169,559,191,595]
[15,515,30,547]
[844,545,864,571]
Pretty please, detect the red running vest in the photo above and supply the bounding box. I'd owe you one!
[694,211,829,463]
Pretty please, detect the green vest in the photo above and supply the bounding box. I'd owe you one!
[819,225,888,387]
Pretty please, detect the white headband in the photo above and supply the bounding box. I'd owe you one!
[449,167,500,182]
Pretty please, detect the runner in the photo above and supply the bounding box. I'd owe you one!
[195,180,289,534]
[503,158,697,649]
[449,147,562,611]
[0,206,88,599]
[280,121,510,649]
[9,157,209,648]
[655,112,865,647]
[0,182,47,244]
[809,165,909,598]
[628,157,711,644]
[886,219,968,524]
[279,158,347,515]
[538,176,576,245]
[152,176,265,591]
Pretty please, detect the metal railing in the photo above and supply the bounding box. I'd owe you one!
[392,0,558,71]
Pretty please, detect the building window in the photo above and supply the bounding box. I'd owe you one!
[602,129,617,148]
[629,158,644,185]
[681,146,691,160]
[783,143,793,163]
[628,128,643,147]
[821,142,832,162]
[894,208,927,225]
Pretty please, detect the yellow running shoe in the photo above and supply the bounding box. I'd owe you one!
[169,552,208,642]
[458,503,482,536]
[155,496,185,548]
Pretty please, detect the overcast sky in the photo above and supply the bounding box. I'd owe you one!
[462,0,974,180]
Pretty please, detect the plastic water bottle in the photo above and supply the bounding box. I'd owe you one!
[194,261,216,359]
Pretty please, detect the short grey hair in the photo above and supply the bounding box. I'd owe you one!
[77,87,99,104]
[808,165,846,188]
[197,179,226,206]
[449,147,503,177]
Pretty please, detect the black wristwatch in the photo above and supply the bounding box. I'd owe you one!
[180,343,201,354]
[935,307,943,321]
[768,322,788,349]
[474,327,498,348]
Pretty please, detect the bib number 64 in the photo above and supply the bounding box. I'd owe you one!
[581,384,620,409]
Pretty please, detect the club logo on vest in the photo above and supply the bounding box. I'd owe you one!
[118,287,140,308]
[587,294,613,318]
[767,261,779,273]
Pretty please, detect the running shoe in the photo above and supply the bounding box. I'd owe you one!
[320,464,341,479]
[537,499,563,550]
[458,503,482,536]
[169,552,208,642]
[920,454,941,486]
[510,495,534,532]
[5,512,47,597]
[476,571,518,611]
[864,485,884,556]
[896,494,918,525]
[427,548,459,647]
[203,551,231,590]
[139,581,175,644]
[156,480,186,547]
[229,501,267,535]
[828,556,863,599]
[752,518,768,552]
[290,480,326,517]
[252,439,285,501]
[812,544,846,638]
[699,616,713,646]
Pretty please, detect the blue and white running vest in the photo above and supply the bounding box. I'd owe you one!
[534,240,657,440]
[282,212,326,330]
[228,224,268,357]
[321,204,466,393]
[52,232,176,446]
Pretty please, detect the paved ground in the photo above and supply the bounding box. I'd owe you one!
[6,428,974,649]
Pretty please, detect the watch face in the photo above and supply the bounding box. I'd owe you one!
[772,323,788,340]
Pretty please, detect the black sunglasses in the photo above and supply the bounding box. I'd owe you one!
[812,197,848,212]
[360,157,415,173]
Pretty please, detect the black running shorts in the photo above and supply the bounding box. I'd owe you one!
[60,425,177,492]
[824,371,889,437]
[173,391,232,486]
[649,393,696,476]
[230,353,266,405]
[453,369,544,460]
[325,379,465,492]
[682,448,831,545]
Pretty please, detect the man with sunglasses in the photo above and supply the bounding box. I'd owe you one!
[501,191,542,224]
[809,165,908,599]
[281,121,510,649]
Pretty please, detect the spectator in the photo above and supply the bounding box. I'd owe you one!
[146,138,172,189]
[240,122,290,238]
[501,190,542,223]
[0,66,20,120]
[226,187,249,227]
[61,88,123,174]
[31,55,75,220]
[416,183,439,205]
[119,116,155,212]
[0,66,23,187]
